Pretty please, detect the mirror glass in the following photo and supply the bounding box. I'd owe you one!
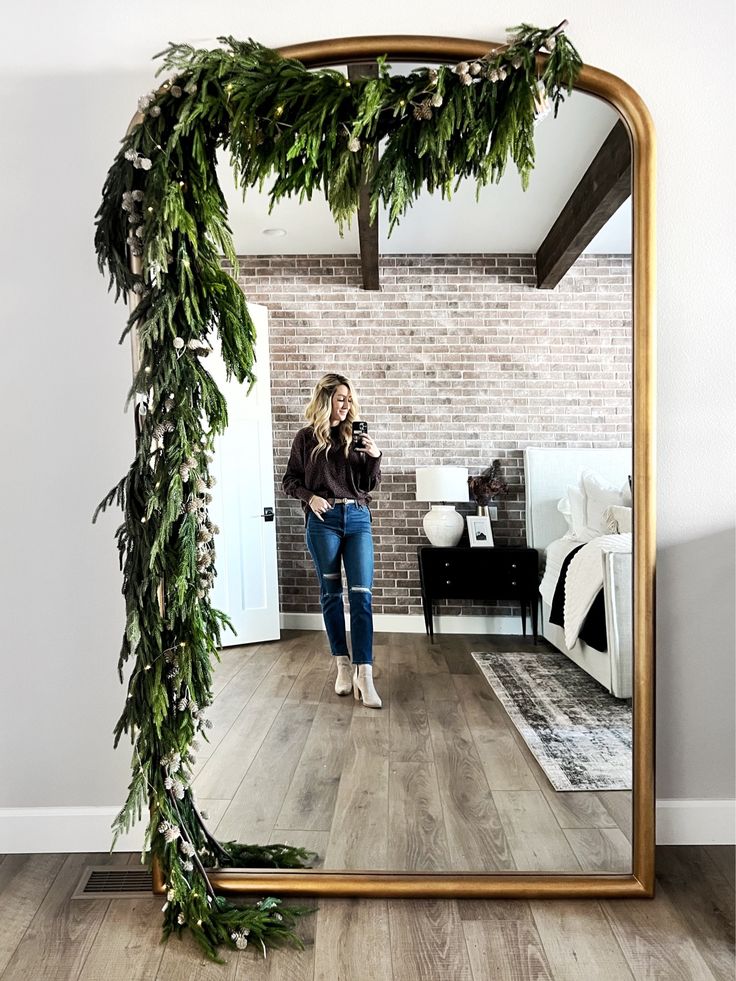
[190,69,633,875]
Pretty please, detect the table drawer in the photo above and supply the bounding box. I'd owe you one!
[419,547,535,597]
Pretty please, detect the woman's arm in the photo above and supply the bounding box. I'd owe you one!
[282,430,314,504]
[356,442,382,493]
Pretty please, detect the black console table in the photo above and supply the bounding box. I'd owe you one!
[417,545,539,643]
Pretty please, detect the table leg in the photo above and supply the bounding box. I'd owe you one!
[520,599,527,637]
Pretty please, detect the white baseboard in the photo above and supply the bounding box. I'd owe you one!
[655,799,736,845]
[280,612,526,635]
[2,800,732,854]
[0,807,145,854]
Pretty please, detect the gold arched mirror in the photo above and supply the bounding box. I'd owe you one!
[127,34,655,901]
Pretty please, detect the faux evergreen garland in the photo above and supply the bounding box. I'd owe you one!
[93,23,581,961]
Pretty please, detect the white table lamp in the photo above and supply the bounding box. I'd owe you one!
[415,466,469,546]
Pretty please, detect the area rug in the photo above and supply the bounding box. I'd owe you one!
[471,651,632,791]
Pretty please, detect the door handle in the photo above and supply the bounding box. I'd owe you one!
[263,507,275,522]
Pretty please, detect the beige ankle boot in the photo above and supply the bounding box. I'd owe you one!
[334,655,353,696]
[353,664,382,709]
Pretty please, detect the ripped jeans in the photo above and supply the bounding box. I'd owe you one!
[306,502,374,665]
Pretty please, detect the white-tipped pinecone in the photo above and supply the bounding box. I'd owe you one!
[163,824,181,843]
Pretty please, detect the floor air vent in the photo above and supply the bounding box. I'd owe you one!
[72,866,154,900]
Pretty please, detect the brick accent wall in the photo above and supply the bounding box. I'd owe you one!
[227,254,632,620]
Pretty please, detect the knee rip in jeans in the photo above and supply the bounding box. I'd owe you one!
[322,572,342,595]
[350,586,372,595]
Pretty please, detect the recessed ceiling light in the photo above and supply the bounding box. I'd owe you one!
[262,227,287,237]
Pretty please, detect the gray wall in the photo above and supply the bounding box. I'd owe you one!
[0,1,733,824]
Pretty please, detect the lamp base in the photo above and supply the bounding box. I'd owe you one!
[422,505,464,547]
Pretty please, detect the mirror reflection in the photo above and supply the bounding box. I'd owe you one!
[189,79,633,875]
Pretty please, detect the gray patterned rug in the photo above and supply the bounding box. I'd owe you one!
[471,651,632,791]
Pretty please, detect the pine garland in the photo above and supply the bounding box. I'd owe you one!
[94,23,582,961]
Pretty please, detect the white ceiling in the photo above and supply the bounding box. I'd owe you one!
[216,84,630,256]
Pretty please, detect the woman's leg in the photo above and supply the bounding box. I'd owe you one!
[306,511,349,657]
[342,506,374,665]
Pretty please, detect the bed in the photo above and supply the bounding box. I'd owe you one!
[523,447,633,699]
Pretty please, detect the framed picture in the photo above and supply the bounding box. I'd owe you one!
[467,514,494,547]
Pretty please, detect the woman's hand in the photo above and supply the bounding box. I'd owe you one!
[308,495,333,521]
[357,434,381,458]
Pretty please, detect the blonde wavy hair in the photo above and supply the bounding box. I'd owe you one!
[304,373,361,460]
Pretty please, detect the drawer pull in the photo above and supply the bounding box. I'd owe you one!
[511,563,517,569]
[444,562,451,568]
[511,580,517,586]
[446,579,452,586]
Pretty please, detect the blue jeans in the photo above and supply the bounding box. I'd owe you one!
[306,503,374,665]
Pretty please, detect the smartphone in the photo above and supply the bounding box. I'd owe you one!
[352,420,368,448]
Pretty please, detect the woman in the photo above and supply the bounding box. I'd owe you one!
[282,373,382,708]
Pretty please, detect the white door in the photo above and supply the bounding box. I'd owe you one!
[207,302,280,645]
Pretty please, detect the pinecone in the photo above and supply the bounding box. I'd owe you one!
[412,100,433,121]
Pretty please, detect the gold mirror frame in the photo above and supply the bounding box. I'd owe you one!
[133,34,655,900]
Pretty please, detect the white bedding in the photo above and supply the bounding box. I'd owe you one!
[539,532,632,650]
[563,533,632,649]
[539,536,581,608]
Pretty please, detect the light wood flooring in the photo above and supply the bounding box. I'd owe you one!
[191,629,633,874]
[0,846,733,979]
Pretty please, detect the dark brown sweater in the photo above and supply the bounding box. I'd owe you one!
[282,425,382,522]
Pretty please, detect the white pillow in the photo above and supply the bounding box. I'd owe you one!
[557,484,596,541]
[604,504,633,534]
[557,494,573,534]
[581,469,632,535]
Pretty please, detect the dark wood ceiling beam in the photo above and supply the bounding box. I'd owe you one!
[347,61,380,291]
[536,119,631,290]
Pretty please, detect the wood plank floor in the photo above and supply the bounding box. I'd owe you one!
[0,847,732,979]
[194,630,633,874]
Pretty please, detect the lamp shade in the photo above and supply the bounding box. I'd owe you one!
[415,466,470,503]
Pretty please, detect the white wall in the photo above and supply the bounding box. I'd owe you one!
[1,1,733,847]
